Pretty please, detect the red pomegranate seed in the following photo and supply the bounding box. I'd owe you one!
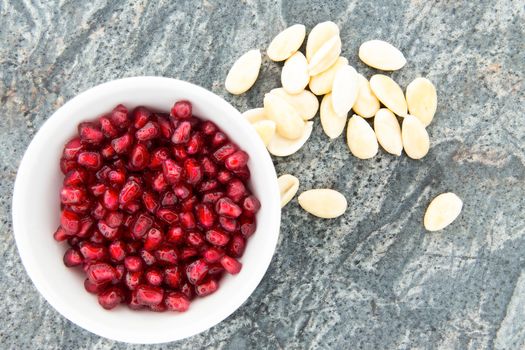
[141,191,159,213]
[184,159,202,185]
[131,213,153,239]
[60,158,77,174]
[63,248,83,267]
[202,191,225,204]
[220,255,242,274]
[186,132,203,154]
[133,107,151,129]
[155,246,178,265]
[195,279,218,297]
[149,303,167,312]
[171,100,192,119]
[77,151,102,170]
[126,241,141,253]
[215,197,242,218]
[164,266,182,288]
[53,226,69,242]
[108,240,127,261]
[84,278,107,294]
[102,188,119,210]
[195,203,215,228]
[78,122,104,145]
[181,196,198,212]
[186,231,205,247]
[201,121,217,135]
[242,195,261,216]
[198,179,218,193]
[61,210,80,234]
[69,201,92,215]
[166,226,184,244]
[63,169,87,187]
[240,216,256,237]
[105,211,123,228]
[226,179,247,202]
[135,284,164,306]
[145,268,164,286]
[113,264,126,282]
[213,143,236,163]
[149,147,170,168]
[205,228,230,247]
[111,133,133,154]
[234,166,251,181]
[162,159,183,184]
[79,242,107,261]
[99,117,118,138]
[119,180,142,205]
[151,172,168,192]
[60,186,86,205]
[180,211,196,229]
[217,170,233,184]
[160,191,177,206]
[228,234,246,258]
[219,216,238,232]
[96,165,112,181]
[157,114,173,138]
[98,286,124,310]
[101,144,116,159]
[67,236,81,248]
[123,214,134,228]
[173,184,192,200]
[125,271,142,290]
[164,292,190,312]
[140,249,157,266]
[86,262,117,284]
[129,143,150,170]
[208,263,225,275]
[124,256,144,272]
[136,121,159,141]
[63,138,83,159]
[181,247,198,261]
[156,208,179,224]
[144,228,164,251]
[129,290,144,309]
[109,104,129,128]
[107,169,126,186]
[180,281,195,300]
[211,132,228,148]
[171,121,191,144]
[186,259,209,284]
[91,202,107,220]
[225,150,249,171]
[78,218,95,237]
[97,220,119,240]
[202,247,225,263]
[122,200,141,214]
[200,157,217,177]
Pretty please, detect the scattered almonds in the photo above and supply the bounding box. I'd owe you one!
[225,49,262,95]
[306,21,340,60]
[267,24,306,62]
[298,189,347,218]
[353,74,380,118]
[267,121,313,157]
[358,40,406,71]
[370,74,408,117]
[331,64,359,117]
[308,35,342,76]
[242,108,266,123]
[281,52,310,94]
[252,120,276,146]
[270,88,319,121]
[346,114,378,159]
[401,115,429,159]
[278,174,300,208]
[424,193,463,231]
[320,93,347,139]
[406,77,437,127]
[373,108,402,156]
[308,56,348,96]
[263,93,305,140]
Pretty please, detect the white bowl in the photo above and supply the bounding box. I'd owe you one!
[12,77,281,344]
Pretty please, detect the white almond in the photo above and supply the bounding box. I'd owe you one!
[353,74,380,118]
[308,35,342,76]
[263,93,305,140]
[278,174,300,208]
[331,64,359,116]
[267,24,306,62]
[424,193,463,231]
[267,122,313,157]
[308,57,348,96]
[270,88,319,120]
[242,108,266,123]
[373,108,402,156]
[252,120,276,146]
[406,77,438,127]
[346,114,378,159]
[401,115,430,159]
[358,40,406,71]
[306,21,340,60]
[225,49,262,95]
[370,74,408,117]
[320,93,347,139]
[298,189,347,219]
[281,52,309,94]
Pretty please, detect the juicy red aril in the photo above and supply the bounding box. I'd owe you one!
[186,132,203,154]
[151,172,168,192]
[136,284,164,306]
[125,271,142,290]
[164,266,182,288]
[182,196,198,211]
[199,179,219,193]
[195,203,215,228]
[150,303,166,312]
[69,202,91,215]
[105,211,123,228]
[124,256,144,272]
[108,240,127,261]
[122,201,141,214]
[60,158,77,174]
[77,151,102,170]
[53,227,69,242]
[240,216,256,237]
[173,184,192,200]
[91,202,107,220]
[202,191,224,204]
[208,263,224,275]
[211,132,228,148]
[202,247,225,263]
[109,104,129,128]
[201,156,217,177]
[219,216,238,232]
[111,133,133,154]
[90,230,106,244]
[131,214,153,239]
[77,217,94,238]
[181,247,198,261]
[60,186,86,205]
[84,278,107,294]
[180,211,196,229]
[133,107,152,129]
[79,242,107,261]
[145,268,164,286]
[165,292,190,312]
[171,100,192,119]
[186,259,209,284]
[172,145,188,160]
[195,279,218,297]
[144,228,164,251]
[130,144,150,170]
[234,166,251,181]
[160,191,177,206]
[201,121,217,135]
[63,138,83,159]
[228,234,246,258]
[142,191,159,213]
[103,188,119,210]
[78,122,104,145]
[242,195,261,216]
[217,170,233,184]
[162,159,183,184]
[166,226,184,244]
[101,144,116,159]
[171,121,191,144]
[141,249,157,266]
[107,169,126,185]
[227,178,247,202]
[136,121,159,141]
[215,197,242,218]
[181,282,195,300]
[129,290,144,310]
[156,208,179,224]
[186,231,205,247]
[98,220,119,240]
[114,264,125,282]
[99,116,118,138]
[98,286,124,310]
[220,255,242,274]
[225,150,249,171]
[87,262,117,284]
[63,169,87,187]
[157,114,173,138]
[63,248,83,267]
[155,246,178,265]
[184,158,202,184]
[149,147,170,168]
[119,180,142,205]
[213,143,236,163]
[206,228,230,247]
[61,210,80,233]
[96,165,112,181]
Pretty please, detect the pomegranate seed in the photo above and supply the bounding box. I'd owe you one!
[145,268,164,286]
[107,169,126,186]
[164,266,182,288]
[234,166,251,181]
[122,200,141,214]
[156,208,179,224]
[78,122,104,145]
[181,247,198,261]
[185,160,202,186]
[217,170,233,184]
[149,147,170,169]
[63,248,83,267]
[195,203,215,228]
[198,179,219,193]
[166,226,185,244]
[136,121,159,141]
[149,303,167,312]
[195,279,218,297]
[208,263,225,275]
[113,264,125,282]
[225,150,249,171]
[63,169,87,187]
[105,211,123,228]
[86,262,117,284]
[111,133,133,154]
[242,195,261,216]
[63,138,83,159]
[180,211,196,229]
[180,281,195,300]
[96,165,112,181]
[240,216,256,237]
[172,145,188,161]
[142,191,159,213]
[102,188,119,210]
[219,216,238,233]
[186,132,203,154]
[84,278,107,294]
[215,197,242,218]
[213,143,237,163]
[53,226,69,242]
[125,271,142,290]
[76,217,93,238]
[79,242,107,261]
[101,144,116,159]
[60,158,77,174]
[133,107,152,129]
[202,247,225,263]
[182,196,198,212]
[131,214,153,239]
[171,100,192,119]
[109,104,129,128]
[108,240,127,261]
[160,191,178,206]
[201,121,217,135]
[155,246,178,265]
[135,284,164,306]
[205,228,230,247]
[186,259,209,285]
[228,234,246,258]
[123,214,134,228]
[97,220,120,240]
[129,143,150,170]
[162,159,183,184]
[69,201,92,215]
[144,228,164,251]
[164,292,190,312]
[89,230,106,244]
[211,132,228,148]
[151,172,168,192]
[119,180,142,204]
[98,286,124,310]
[124,256,144,272]
[61,210,80,234]
[171,121,191,144]
[129,290,144,310]
[77,151,102,170]
[226,179,247,203]
[202,191,224,204]
[200,156,217,178]
[156,114,173,138]
[186,231,205,247]
[99,117,118,138]
[91,201,107,220]
[173,184,192,200]
[60,186,86,205]
[140,249,157,266]
[220,255,242,274]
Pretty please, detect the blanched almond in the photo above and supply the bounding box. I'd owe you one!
[424,193,463,231]
[358,40,406,71]
[346,114,378,159]
[306,21,340,60]
[406,77,437,127]
[320,93,347,139]
[308,57,348,96]
[281,52,309,94]
[267,24,306,62]
[252,120,276,146]
[353,74,380,118]
[401,115,429,159]
[225,49,262,95]
[373,108,402,156]
[308,35,342,76]
[270,88,319,121]
[242,108,266,123]
[278,174,300,208]
[298,189,347,219]
[263,93,305,140]
[370,74,407,117]
[267,121,313,157]
[331,64,359,116]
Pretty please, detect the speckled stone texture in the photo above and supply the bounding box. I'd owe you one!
[1,0,524,349]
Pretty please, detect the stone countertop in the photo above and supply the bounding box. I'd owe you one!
[1,1,524,349]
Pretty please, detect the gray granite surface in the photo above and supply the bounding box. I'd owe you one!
[1,0,525,349]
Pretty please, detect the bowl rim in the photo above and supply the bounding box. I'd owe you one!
[12,76,281,343]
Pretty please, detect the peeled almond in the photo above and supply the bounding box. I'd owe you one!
[267,24,306,62]
[278,174,300,208]
[406,77,438,127]
[242,108,266,123]
[270,88,319,120]
[320,93,347,139]
[331,65,359,116]
[252,120,276,146]
[281,52,309,94]
[308,57,348,96]
[308,35,342,76]
[267,122,313,157]
[225,49,262,95]
[306,21,340,60]
[358,40,406,71]
[373,108,402,156]
[298,189,347,219]
[401,115,430,159]
[370,74,407,117]
[353,74,380,118]
[346,115,378,159]
[424,193,463,231]
[263,93,305,140]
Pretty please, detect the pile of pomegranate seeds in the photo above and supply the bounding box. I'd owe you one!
[55,101,260,312]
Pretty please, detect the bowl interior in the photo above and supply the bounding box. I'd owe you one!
[12,77,280,343]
